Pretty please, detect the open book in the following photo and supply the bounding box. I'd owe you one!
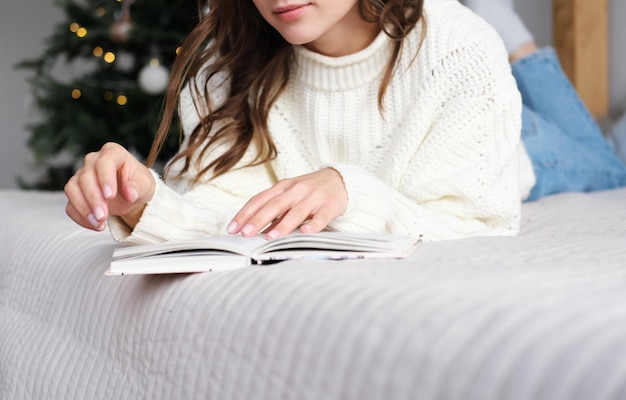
[107,232,422,276]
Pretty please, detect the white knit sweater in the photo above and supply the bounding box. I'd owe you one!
[110,0,535,244]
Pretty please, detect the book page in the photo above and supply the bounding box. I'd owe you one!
[112,235,269,260]
[252,232,421,262]
[108,232,421,276]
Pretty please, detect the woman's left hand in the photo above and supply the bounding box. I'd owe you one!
[227,168,348,239]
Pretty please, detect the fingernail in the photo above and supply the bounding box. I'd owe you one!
[87,213,99,228]
[300,224,312,233]
[242,224,254,236]
[266,229,280,240]
[128,186,138,203]
[102,184,113,199]
[94,206,105,221]
[227,221,238,234]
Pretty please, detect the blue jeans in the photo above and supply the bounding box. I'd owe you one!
[512,47,626,201]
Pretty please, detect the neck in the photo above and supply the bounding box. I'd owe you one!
[304,7,380,57]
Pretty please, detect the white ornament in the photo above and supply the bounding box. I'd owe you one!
[138,60,170,95]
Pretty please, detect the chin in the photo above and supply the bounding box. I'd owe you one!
[276,29,318,46]
[284,38,312,46]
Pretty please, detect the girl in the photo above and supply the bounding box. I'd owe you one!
[64,0,534,244]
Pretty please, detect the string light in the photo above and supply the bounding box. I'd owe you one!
[65,1,180,103]
[20,0,199,191]
[71,88,129,106]
[103,52,116,63]
[69,22,88,38]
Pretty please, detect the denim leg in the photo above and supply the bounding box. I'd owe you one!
[521,106,626,201]
[512,47,604,142]
[513,47,626,201]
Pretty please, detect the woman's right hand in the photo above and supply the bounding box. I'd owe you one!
[64,142,156,231]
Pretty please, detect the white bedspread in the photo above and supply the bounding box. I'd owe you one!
[1,188,625,400]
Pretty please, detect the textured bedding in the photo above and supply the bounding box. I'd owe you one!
[1,188,626,400]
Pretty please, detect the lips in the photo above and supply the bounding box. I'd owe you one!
[273,3,310,21]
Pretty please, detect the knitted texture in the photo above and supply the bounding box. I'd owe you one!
[109,0,534,244]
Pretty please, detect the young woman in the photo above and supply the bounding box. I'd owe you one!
[64,0,535,244]
[461,0,626,201]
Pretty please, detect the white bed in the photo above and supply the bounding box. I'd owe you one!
[1,188,626,400]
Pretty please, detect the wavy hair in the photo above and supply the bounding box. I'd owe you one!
[147,0,425,183]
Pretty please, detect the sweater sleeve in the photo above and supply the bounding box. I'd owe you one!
[327,41,526,241]
[108,155,276,245]
[107,162,274,244]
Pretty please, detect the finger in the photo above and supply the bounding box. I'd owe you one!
[94,143,155,209]
[299,207,335,234]
[117,158,155,205]
[265,201,318,239]
[66,203,105,231]
[239,195,295,237]
[260,214,285,234]
[64,180,105,231]
[64,175,101,229]
[73,162,109,225]
[229,183,293,235]
[95,142,132,201]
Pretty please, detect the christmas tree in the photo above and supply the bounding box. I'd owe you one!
[17,0,199,190]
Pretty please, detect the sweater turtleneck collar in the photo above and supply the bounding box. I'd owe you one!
[292,30,393,91]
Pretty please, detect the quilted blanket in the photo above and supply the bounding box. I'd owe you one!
[1,188,626,400]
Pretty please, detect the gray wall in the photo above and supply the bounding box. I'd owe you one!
[0,0,625,189]
[517,0,552,48]
[610,0,626,112]
[0,1,63,189]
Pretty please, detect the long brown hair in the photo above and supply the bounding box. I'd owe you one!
[147,0,425,183]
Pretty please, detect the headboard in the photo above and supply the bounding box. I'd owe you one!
[553,0,608,119]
